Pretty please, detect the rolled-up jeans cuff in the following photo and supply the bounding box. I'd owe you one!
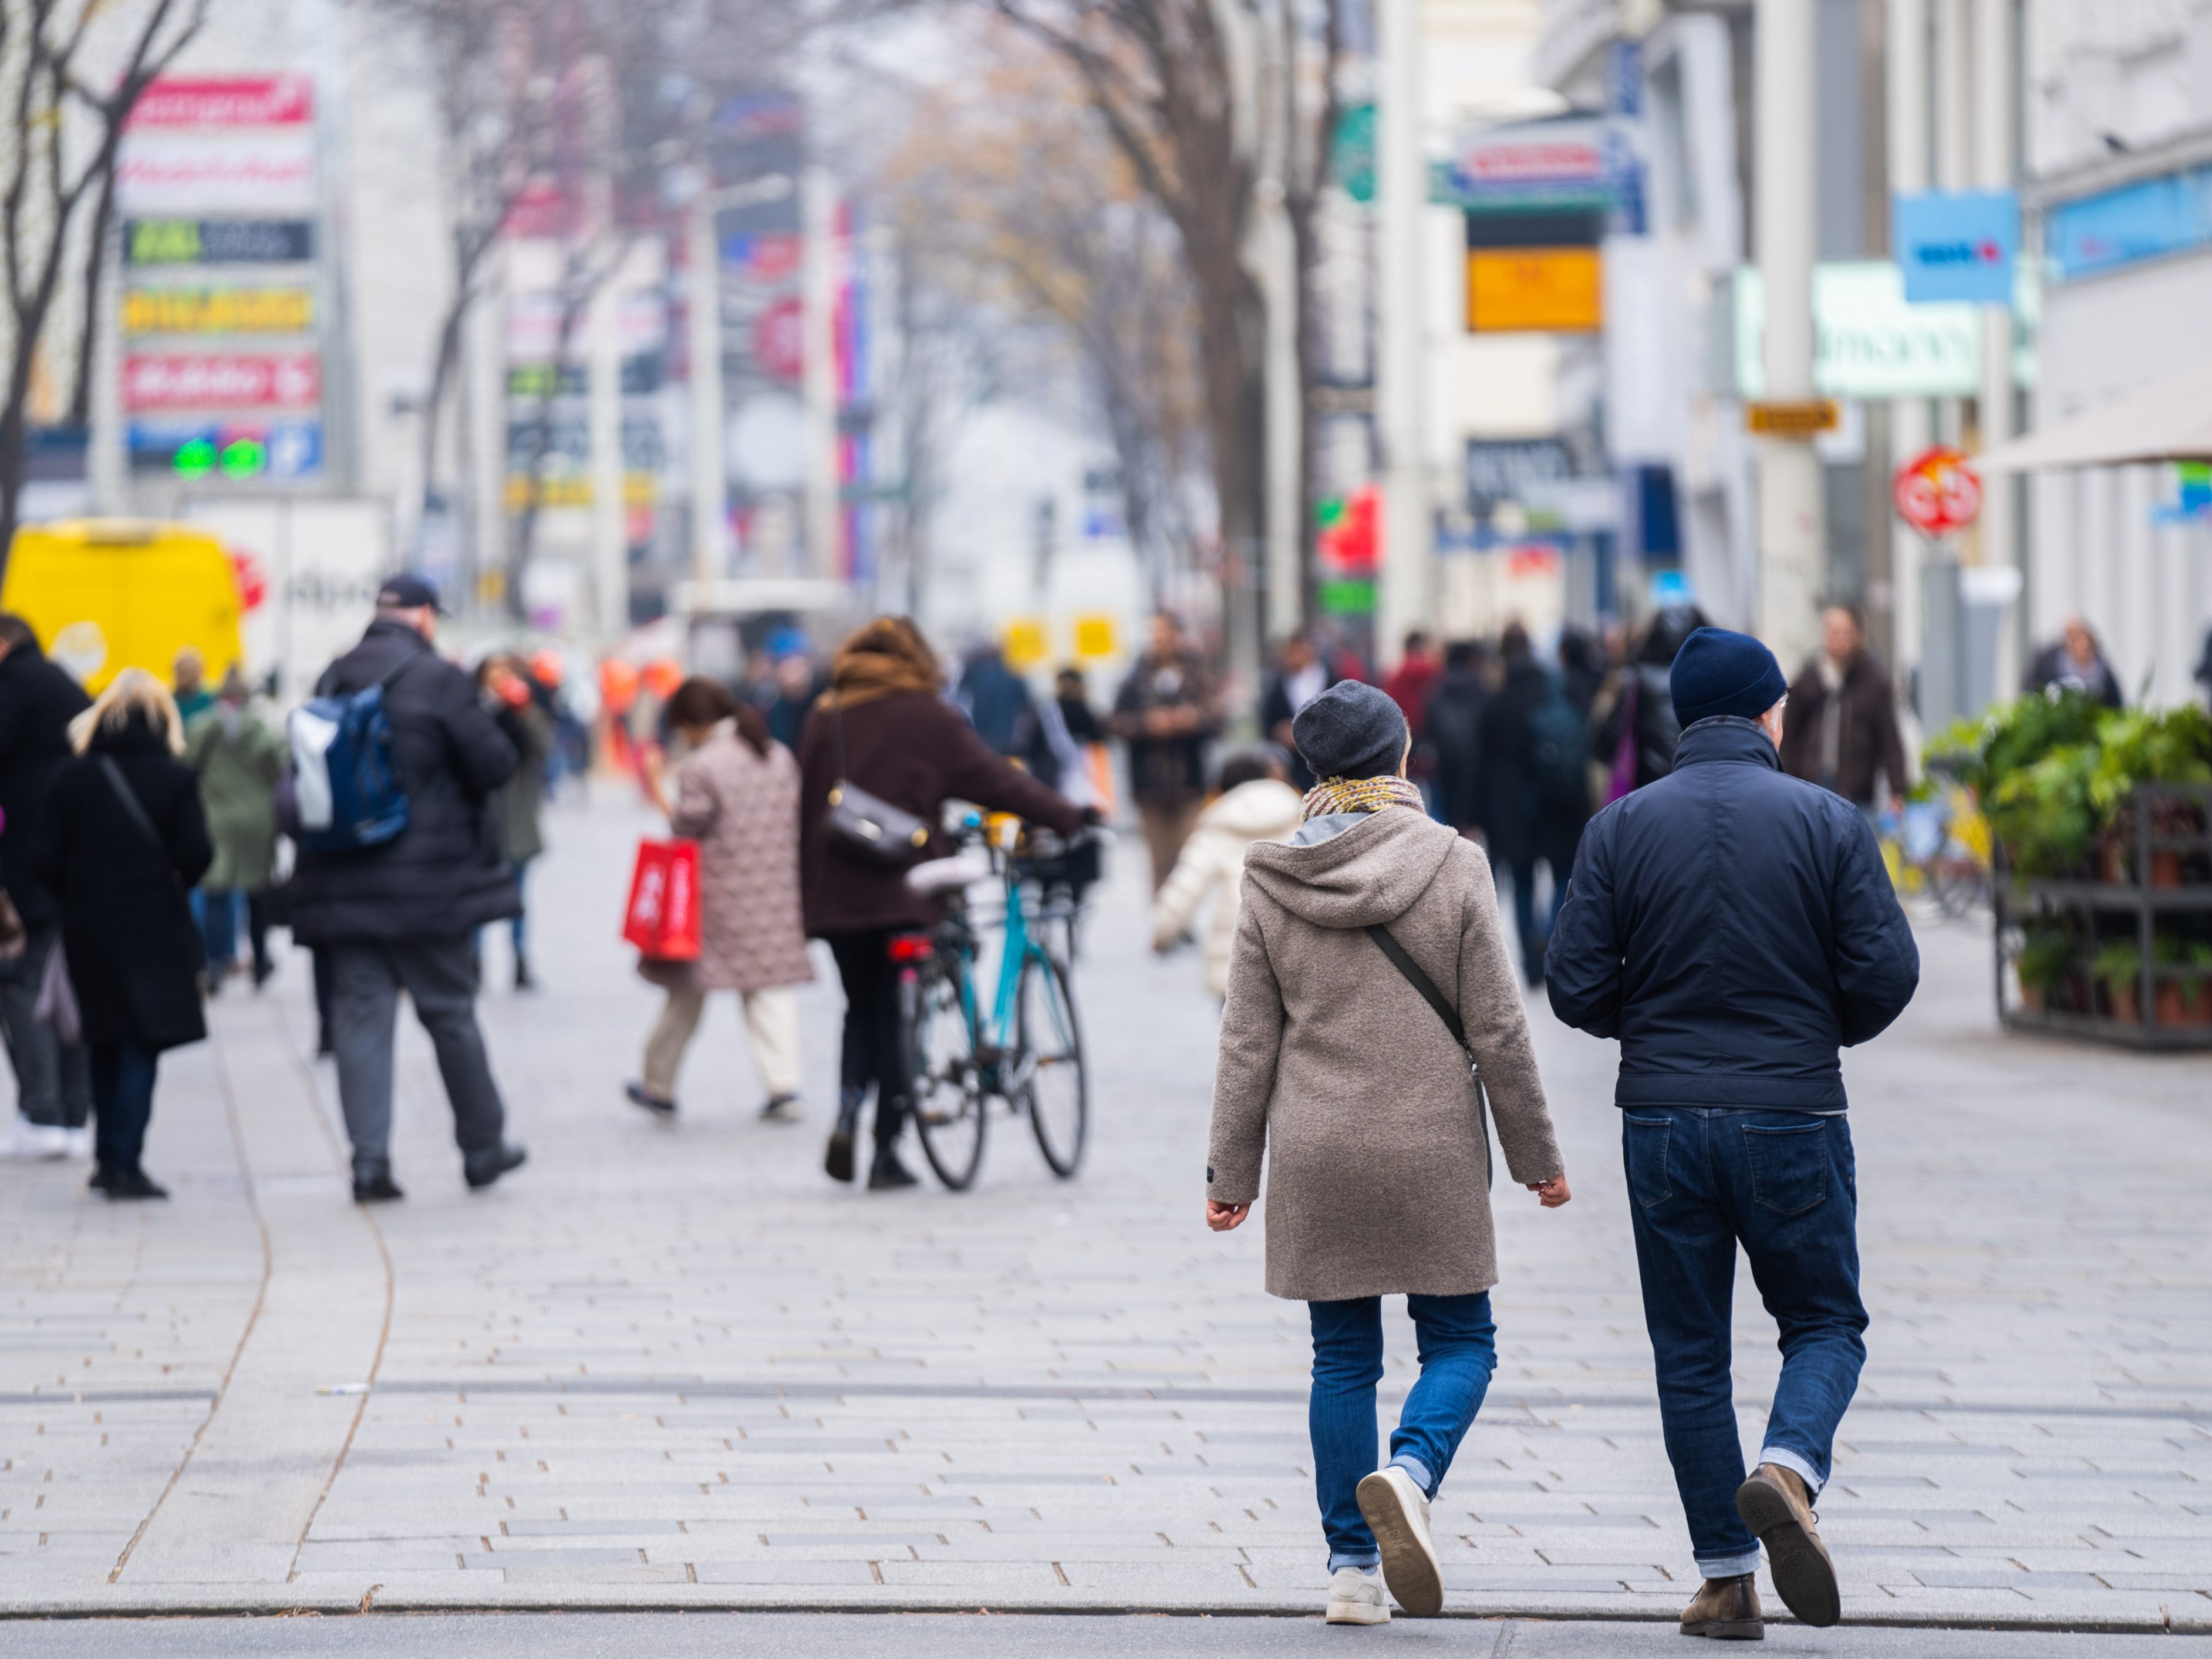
[1758,1444,1824,1499]
[1328,1550,1381,1572]
[1386,1452,1437,1498]
[1694,1549,1762,1579]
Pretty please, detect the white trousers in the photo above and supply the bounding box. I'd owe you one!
[642,983,802,1102]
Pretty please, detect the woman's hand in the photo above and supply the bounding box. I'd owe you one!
[1205,1199,1250,1232]
[1527,1175,1572,1208]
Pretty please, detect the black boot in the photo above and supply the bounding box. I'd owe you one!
[104,1168,168,1201]
[352,1158,404,1203]
[463,1142,528,1191]
[514,957,535,992]
[824,1088,864,1183]
[867,1143,919,1190]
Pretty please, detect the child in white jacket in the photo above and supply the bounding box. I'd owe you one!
[1149,749,1303,998]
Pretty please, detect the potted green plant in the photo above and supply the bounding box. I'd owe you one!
[2092,939,2146,1024]
[2088,707,2212,886]
[2014,929,2073,1012]
[2160,939,2212,1027]
[1988,743,2100,879]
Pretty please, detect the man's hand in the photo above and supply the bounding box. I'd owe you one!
[1206,1199,1250,1232]
[1526,1175,1571,1208]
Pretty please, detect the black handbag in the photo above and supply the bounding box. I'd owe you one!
[1365,923,1494,1190]
[824,708,931,865]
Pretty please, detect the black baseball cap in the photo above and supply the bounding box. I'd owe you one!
[374,573,447,613]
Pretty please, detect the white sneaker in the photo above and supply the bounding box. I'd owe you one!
[2,1118,69,1161]
[1357,1465,1444,1617]
[63,1127,93,1159]
[1324,1565,1390,1625]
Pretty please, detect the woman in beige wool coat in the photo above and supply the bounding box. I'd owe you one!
[630,677,812,1121]
[1204,680,1572,1628]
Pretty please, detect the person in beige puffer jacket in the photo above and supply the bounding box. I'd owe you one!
[1148,748,1303,999]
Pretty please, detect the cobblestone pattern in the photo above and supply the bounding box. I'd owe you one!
[2,794,2208,1624]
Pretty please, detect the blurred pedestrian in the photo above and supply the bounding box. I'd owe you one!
[2025,615,2123,707]
[1559,626,1604,719]
[632,677,812,1123]
[1479,624,1590,984]
[1778,603,1910,818]
[1261,634,1340,791]
[1546,628,1920,1638]
[1589,602,1708,800]
[1422,641,1490,837]
[171,646,214,724]
[1205,680,1569,1624]
[31,670,211,1200]
[1149,747,1301,999]
[0,612,93,1161]
[956,640,1033,757]
[799,617,1087,1191]
[476,653,552,990]
[2196,623,2212,713]
[184,667,284,991]
[1381,630,1441,801]
[1023,666,1108,803]
[1111,612,1220,892]
[288,575,528,1204]
[766,650,825,751]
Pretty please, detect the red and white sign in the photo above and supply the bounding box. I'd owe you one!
[116,130,316,214]
[1891,445,1982,535]
[752,297,805,381]
[126,75,313,129]
[123,353,321,412]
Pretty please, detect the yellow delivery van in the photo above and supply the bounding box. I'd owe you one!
[2,520,244,692]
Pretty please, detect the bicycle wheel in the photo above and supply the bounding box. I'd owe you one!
[1017,949,1088,1178]
[905,957,987,1190]
[1927,851,1985,919]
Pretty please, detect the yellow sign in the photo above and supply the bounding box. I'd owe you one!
[122,286,315,335]
[504,472,658,510]
[1745,400,1840,437]
[1466,248,1601,333]
[1073,613,1118,661]
[1003,616,1048,672]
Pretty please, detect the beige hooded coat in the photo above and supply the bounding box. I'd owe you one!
[1205,808,1563,1301]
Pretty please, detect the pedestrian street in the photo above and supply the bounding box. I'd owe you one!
[2,788,2210,1633]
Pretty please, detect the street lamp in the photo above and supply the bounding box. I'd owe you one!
[686,173,794,586]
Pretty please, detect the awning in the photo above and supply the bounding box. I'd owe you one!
[1977,360,2212,471]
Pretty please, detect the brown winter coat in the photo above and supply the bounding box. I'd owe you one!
[666,726,812,992]
[1206,808,1564,1302]
[1778,650,1910,807]
[797,691,1085,936]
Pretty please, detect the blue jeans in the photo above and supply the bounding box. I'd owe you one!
[1622,1107,1867,1578]
[1309,1293,1497,1570]
[91,1040,160,1174]
[1508,858,1564,980]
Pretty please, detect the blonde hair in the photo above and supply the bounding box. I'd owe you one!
[69,667,185,756]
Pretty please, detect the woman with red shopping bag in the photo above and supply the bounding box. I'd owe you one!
[625,677,812,1122]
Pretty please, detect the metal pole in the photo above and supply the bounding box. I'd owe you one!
[687,193,727,591]
[801,164,840,582]
[1754,0,1823,672]
[1974,0,2019,694]
[1888,0,1930,712]
[1376,0,1430,676]
[588,252,628,639]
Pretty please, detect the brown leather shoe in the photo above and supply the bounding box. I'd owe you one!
[1680,1572,1762,1640]
[1735,1462,1840,1627]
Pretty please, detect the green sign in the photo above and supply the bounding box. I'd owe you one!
[1317,578,1375,616]
[1330,104,1375,204]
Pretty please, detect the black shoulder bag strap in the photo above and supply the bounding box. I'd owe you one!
[1365,923,1493,1190]
[98,756,164,851]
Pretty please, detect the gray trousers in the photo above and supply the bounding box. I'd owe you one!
[0,920,93,1128]
[328,936,507,1176]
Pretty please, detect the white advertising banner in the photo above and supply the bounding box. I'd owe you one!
[116,129,317,215]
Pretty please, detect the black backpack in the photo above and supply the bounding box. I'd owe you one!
[1528,676,1589,812]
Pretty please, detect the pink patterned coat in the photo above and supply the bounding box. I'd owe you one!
[666,728,814,992]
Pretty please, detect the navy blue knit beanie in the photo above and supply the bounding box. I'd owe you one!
[1668,627,1788,726]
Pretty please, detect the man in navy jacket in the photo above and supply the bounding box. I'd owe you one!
[1547,626,1918,1639]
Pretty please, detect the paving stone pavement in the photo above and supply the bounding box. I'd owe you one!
[2,790,2209,1630]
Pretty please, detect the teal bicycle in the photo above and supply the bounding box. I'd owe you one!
[896,814,1098,1189]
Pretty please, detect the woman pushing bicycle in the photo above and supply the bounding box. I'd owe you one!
[797,617,1088,1191]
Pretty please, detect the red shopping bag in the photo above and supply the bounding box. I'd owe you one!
[621,838,703,961]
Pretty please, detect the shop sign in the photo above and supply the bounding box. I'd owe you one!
[1745,400,1839,437]
[122,286,314,335]
[1893,191,2018,304]
[1467,247,1601,332]
[128,419,322,480]
[127,75,313,128]
[1733,262,1980,399]
[124,218,315,265]
[116,129,317,215]
[1465,438,1575,511]
[1891,446,1982,535]
[122,352,321,411]
[1437,116,1631,211]
[2048,162,2212,281]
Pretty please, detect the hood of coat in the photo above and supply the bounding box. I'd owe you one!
[1242,805,1458,929]
[1201,777,1303,839]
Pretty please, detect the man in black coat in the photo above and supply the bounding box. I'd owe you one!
[1545,628,1919,1640]
[289,576,527,1202]
[1478,623,1589,985]
[0,613,93,1157]
[1421,640,1489,835]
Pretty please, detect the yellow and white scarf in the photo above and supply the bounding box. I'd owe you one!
[1300,774,1424,822]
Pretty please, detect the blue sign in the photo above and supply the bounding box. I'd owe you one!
[1894,191,2018,304]
[2049,163,2212,281]
[127,419,322,481]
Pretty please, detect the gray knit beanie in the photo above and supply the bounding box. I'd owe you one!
[1292,680,1407,782]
